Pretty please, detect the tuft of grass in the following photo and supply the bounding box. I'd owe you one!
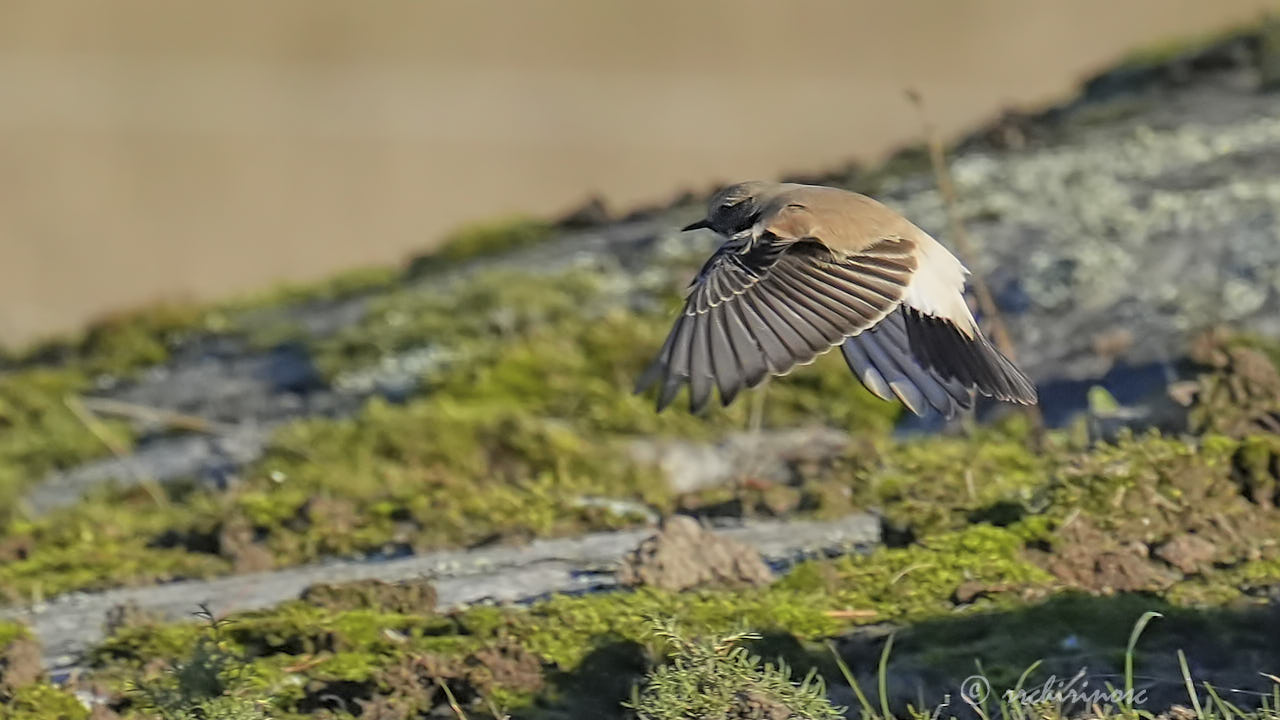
[125,609,272,720]
[627,618,844,720]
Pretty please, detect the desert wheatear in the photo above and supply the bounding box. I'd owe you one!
[636,181,1037,417]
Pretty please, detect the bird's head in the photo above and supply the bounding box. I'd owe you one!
[682,181,791,236]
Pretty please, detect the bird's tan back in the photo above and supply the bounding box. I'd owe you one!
[754,185,928,255]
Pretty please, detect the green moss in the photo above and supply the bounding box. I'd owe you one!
[0,623,76,720]
[1043,431,1254,538]
[0,368,134,520]
[85,523,1048,717]
[0,684,88,720]
[124,616,273,720]
[60,418,1280,715]
[10,303,208,378]
[311,267,614,379]
[406,216,553,277]
[0,620,29,649]
[849,416,1050,537]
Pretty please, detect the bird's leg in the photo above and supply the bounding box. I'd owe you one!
[748,379,769,436]
[735,380,772,504]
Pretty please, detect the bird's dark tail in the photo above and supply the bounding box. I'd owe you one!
[840,306,1037,418]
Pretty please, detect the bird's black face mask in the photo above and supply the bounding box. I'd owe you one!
[685,198,757,236]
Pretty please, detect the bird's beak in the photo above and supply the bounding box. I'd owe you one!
[681,218,711,232]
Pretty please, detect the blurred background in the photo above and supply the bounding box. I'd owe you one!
[2,0,1277,348]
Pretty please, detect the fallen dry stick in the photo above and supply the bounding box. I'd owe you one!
[3,513,880,672]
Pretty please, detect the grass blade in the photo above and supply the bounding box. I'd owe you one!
[1125,611,1162,715]
[879,633,896,720]
[1008,659,1043,720]
[1178,650,1204,719]
[1203,683,1239,720]
[828,640,877,720]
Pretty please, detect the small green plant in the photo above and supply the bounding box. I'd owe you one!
[126,607,271,720]
[627,618,843,720]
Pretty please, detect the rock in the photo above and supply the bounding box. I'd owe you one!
[617,515,774,591]
[629,427,849,495]
[1154,533,1219,574]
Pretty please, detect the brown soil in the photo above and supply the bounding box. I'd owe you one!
[0,633,43,696]
[730,691,795,720]
[1036,516,1180,594]
[355,642,544,718]
[1187,329,1280,436]
[218,515,276,574]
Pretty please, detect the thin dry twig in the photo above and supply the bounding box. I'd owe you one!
[436,678,470,720]
[63,394,168,507]
[890,562,933,585]
[735,379,772,490]
[906,89,1017,361]
[78,396,237,435]
[823,608,880,620]
[906,89,1045,433]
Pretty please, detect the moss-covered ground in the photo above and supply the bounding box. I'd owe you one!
[6,192,1280,720]
[9,375,1280,717]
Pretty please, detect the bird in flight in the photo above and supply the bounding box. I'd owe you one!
[635,181,1037,418]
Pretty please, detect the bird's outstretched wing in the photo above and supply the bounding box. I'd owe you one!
[635,236,919,412]
[637,186,1037,416]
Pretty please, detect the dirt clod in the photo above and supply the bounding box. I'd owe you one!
[1187,329,1280,436]
[1036,517,1178,593]
[362,642,543,717]
[617,515,774,591]
[218,515,275,573]
[1154,533,1219,574]
[300,578,438,614]
[731,690,794,720]
[0,633,43,696]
